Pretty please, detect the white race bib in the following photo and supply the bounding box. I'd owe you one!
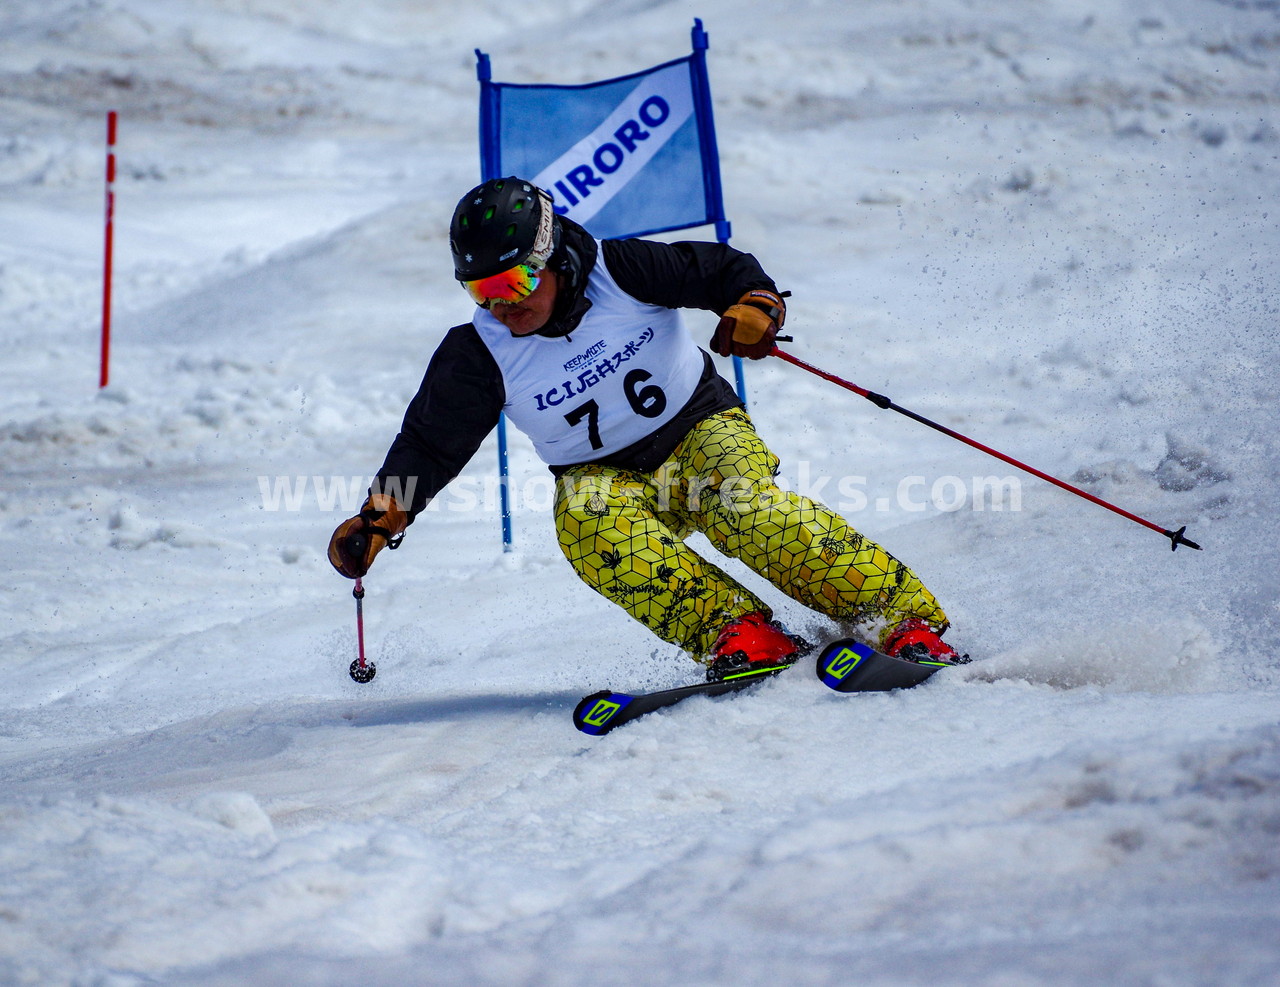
[474,246,704,465]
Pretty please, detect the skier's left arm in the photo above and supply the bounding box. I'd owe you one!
[601,238,787,359]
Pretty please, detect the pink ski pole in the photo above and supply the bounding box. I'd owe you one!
[349,577,376,682]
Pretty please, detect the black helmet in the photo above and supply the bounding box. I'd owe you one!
[450,177,559,282]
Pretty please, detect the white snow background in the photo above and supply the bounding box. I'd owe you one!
[3,0,1279,984]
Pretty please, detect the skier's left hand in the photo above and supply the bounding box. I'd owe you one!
[711,289,786,360]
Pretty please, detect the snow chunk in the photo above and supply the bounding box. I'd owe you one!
[1155,433,1232,492]
[189,792,275,840]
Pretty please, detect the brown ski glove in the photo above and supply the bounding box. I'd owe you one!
[327,493,407,579]
[710,288,787,360]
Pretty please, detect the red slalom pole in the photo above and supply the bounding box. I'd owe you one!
[99,110,117,389]
[771,345,1201,552]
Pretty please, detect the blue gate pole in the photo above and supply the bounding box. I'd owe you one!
[476,49,516,552]
[496,415,513,551]
[689,20,748,408]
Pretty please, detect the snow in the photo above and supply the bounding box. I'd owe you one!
[2,0,1279,982]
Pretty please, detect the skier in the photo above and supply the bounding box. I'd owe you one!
[329,176,962,680]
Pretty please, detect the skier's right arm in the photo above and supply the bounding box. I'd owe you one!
[327,325,504,578]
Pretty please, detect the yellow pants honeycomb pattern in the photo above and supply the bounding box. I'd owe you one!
[554,408,948,662]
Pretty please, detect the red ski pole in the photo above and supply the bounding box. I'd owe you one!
[770,345,1201,552]
[349,577,377,683]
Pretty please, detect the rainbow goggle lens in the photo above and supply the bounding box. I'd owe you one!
[462,262,543,308]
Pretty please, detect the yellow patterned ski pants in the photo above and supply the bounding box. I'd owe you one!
[554,408,948,661]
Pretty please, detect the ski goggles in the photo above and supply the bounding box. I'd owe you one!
[462,261,543,308]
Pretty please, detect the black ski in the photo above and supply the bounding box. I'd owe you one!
[814,638,951,692]
[573,640,956,736]
[573,663,789,736]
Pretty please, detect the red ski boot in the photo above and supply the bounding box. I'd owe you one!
[705,612,810,682]
[883,618,969,665]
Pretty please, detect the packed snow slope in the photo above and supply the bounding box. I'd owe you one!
[3,0,1279,983]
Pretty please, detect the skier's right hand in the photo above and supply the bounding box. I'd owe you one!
[328,493,408,579]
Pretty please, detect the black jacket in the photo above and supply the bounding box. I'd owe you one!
[375,218,777,521]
